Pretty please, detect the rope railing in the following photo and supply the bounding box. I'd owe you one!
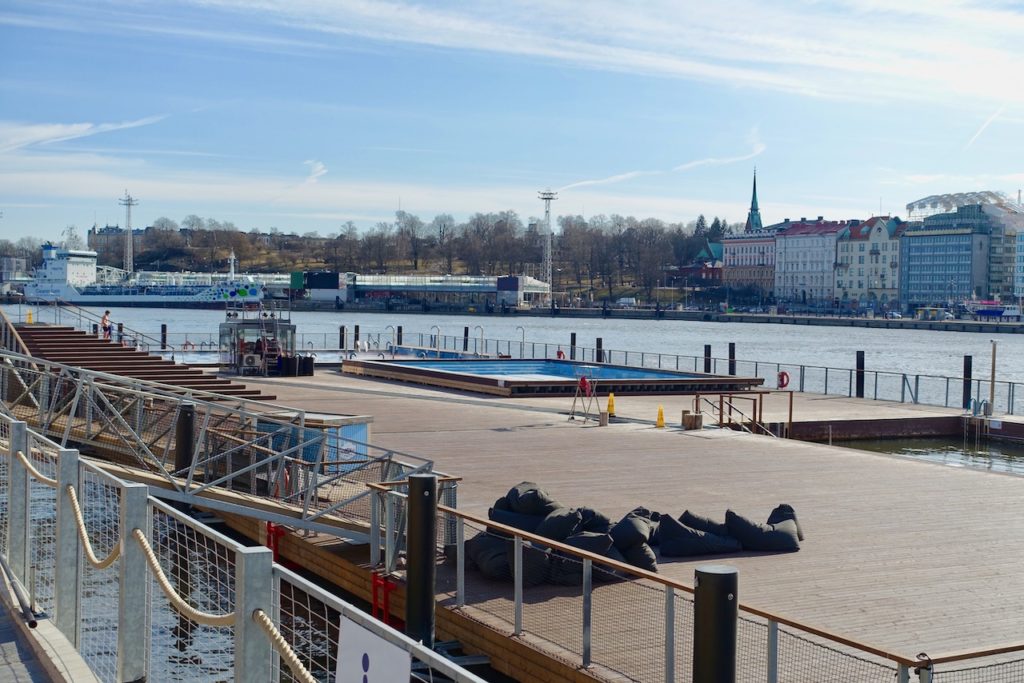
[65,485,121,570]
[251,608,318,683]
[130,528,236,628]
[13,450,57,488]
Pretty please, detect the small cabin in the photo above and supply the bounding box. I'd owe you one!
[218,301,296,376]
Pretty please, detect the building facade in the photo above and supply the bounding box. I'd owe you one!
[834,216,905,312]
[774,218,852,307]
[899,215,989,309]
[722,172,780,297]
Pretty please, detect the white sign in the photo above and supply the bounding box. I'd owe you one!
[336,616,412,683]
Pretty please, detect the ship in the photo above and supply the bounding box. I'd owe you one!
[965,300,1022,321]
[23,243,275,308]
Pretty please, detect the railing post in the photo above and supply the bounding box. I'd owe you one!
[369,489,381,567]
[513,536,523,636]
[55,448,81,645]
[799,366,805,393]
[664,586,675,683]
[767,619,779,683]
[582,558,592,669]
[234,545,274,683]
[384,492,396,572]
[914,375,920,404]
[117,482,149,683]
[898,664,911,683]
[160,323,168,351]
[456,516,465,608]
[7,421,30,584]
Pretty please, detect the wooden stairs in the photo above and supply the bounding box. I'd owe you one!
[15,324,275,401]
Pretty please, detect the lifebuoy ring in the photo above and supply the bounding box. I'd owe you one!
[556,349,566,360]
[183,341,195,350]
[578,376,592,396]
[777,371,790,389]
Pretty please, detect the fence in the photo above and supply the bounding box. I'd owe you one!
[0,414,486,683]
[365,484,1024,683]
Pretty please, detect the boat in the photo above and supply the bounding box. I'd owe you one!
[965,300,1021,321]
[23,243,269,308]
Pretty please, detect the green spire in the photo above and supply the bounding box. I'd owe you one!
[744,168,763,232]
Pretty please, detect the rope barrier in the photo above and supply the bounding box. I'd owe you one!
[65,485,121,570]
[252,608,318,683]
[14,450,57,488]
[131,528,236,628]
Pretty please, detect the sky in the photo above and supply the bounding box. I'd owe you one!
[1,0,1023,243]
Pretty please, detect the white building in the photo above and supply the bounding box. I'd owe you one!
[774,218,853,307]
[834,216,906,312]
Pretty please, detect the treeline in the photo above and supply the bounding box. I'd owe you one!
[84,211,735,298]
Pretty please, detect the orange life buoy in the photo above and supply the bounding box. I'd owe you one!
[777,371,790,389]
[578,376,591,396]
[556,349,566,360]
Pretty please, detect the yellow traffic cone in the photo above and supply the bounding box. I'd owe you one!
[607,393,616,418]
[26,310,33,324]
[656,405,665,428]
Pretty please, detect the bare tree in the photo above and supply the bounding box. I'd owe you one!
[395,211,426,271]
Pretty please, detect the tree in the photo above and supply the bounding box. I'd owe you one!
[60,225,83,249]
[694,214,708,237]
[395,211,426,271]
[430,214,456,273]
[151,217,178,232]
[181,215,203,231]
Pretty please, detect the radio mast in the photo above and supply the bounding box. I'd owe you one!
[538,189,557,304]
[118,190,138,273]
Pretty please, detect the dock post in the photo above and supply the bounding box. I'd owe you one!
[117,483,149,683]
[92,323,99,337]
[161,323,168,351]
[463,326,469,352]
[596,338,604,363]
[693,564,738,683]
[406,474,437,648]
[174,402,195,476]
[339,325,346,350]
[234,546,274,682]
[7,421,30,584]
[963,356,972,410]
[856,351,865,398]
[704,345,712,373]
[116,322,124,344]
[570,332,577,360]
[354,325,360,350]
[728,343,736,375]
[397,325,403,345]
[55,448,81,645]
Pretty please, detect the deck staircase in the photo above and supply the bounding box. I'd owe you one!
[15,324,275,400]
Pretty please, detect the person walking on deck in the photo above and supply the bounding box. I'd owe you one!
[101,310,112,340]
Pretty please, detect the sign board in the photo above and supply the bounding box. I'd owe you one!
[336,616,411,683]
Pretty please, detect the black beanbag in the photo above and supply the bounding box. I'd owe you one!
[658,515,742,557]
[610,513,653,551]
[594,546,629,583]
[488,507,544,535]
[630,507,662,545]
[680,510,730,537]
[534,507,583,542]
[725,510,800,552]
[509,543,550,587]
[548,532,613,586]
[505,482,562,516]
[465,533,511,580]
[578,506,613,534]
[622,542,658,572]
[766,504,804,541]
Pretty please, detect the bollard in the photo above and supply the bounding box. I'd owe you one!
[607,393,616,418]
[570,332,577,360]
[174,402,195,475]
[656,405,665,428]
[728,343,736,376]
[339,326,346,350]
[354,325,360,350]
[463,326,470,352]
[406,474,438,648]
[599,411,609,427]
[596,338,604,363]
[693,565,738,683]
[397,325,403,346]
[704,344,712,373]
[161,323,168,351]
[855,350,865,398]
[117,322,124,344]
[962,355,972,410]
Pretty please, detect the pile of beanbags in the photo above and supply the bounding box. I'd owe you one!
[465,482,803,586]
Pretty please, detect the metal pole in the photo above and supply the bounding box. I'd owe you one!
[161,323,168,351]
[339,326,346,350]
[397,325,403,346]
[962,355,973,410]
[596,338,604,363]
[704,345,712,374]
[728,343,736,376]
[664,586,675,683]
[117,483,149,683]
[7,421,29,584]
[570,332,577,360]
[55,448,81,645]
[174,402,195,475]
[234,546,274,682]
[354,324,360,350]
[693,564,738,683]
[990,341,997,411]
[855,350,865,398]
[463,326,469,352]
[406,474,437,648]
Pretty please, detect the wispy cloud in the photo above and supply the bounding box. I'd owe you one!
[964,106,1005,150]
[0,116,167,154]
[303,159,327,184]
[559,170,657,192]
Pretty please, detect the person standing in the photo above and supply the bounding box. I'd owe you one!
[101,310,112,340]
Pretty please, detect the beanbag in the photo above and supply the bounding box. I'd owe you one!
[630,507,662,545]
[547,532,613,586]
[505,482,562,516]
[509,543,550,587]
[594,546,629,583]
[534,507,583,542]
[492,496,511,512]
[465,533,511,580]
[680,510,729,537]
[578,506,613,534]
[725,510,800,552]
[766,504,804,541]
[658,515,741,557]
[610,513,653,551]
[622,542,658,572]
[487,507,544,535]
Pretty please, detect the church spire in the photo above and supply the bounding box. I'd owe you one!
[744,168,763,232]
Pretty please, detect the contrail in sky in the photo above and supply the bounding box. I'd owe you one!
[964,106,1004,150]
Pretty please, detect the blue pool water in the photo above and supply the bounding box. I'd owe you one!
[391,359,698,381]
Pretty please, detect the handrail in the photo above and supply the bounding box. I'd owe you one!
[51,299,176,352]
[0,306,36,361]
[436,502,922,668]
[695,395,776,437]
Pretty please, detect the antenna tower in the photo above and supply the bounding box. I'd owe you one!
[118,190,138,273]
[538,189,557,303]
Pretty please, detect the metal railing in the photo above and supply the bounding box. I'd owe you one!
[0,415,487,683]
[16,300,176,353]
[363,486,1024,682]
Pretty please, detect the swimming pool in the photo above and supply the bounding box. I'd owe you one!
[342,358,764,396]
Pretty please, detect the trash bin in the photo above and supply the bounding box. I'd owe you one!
[300,355,315,376]
[284,355,298,376]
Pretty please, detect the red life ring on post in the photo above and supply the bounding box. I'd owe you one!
[777,371,790,389]
[556,349,566,360]
[578,376,591,396]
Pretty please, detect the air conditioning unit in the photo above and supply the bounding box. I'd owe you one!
[242,353,262,368]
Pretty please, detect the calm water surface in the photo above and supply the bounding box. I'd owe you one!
[836,437,1024,476]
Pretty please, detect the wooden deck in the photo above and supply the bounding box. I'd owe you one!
[243,370,1024,664]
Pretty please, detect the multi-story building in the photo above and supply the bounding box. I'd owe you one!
[774,217,853,307]
[722,172,782,298]
[834,216,905,312]
[899,209,991,308]
[1016,232,1024,303]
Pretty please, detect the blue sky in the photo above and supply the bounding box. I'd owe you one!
[1,0,1023,243]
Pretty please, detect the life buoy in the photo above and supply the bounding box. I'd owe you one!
[578,376,592,396]
[777,371,790,389]
[183,341,195,350]
[556,349,566,360]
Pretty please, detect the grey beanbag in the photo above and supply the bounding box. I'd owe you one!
[680,510,730,537]
[658,515,742,557]
[465,533,511,580]
[611,513,653,551]
[488,507,544,535]
[534,507,583,542]
[594,546,629,583]
[766,504,804,541]
[725,510,800,552]
[505,482,563,516]
[509,543,550,587]
[547,532,613,586]
[578,506,613,534]
[622,542,658,572]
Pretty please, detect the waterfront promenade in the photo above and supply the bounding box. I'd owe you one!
[244,370,1024,663]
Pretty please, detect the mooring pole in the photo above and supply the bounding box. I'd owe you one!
[596,337,604,363]
[963,355,973,409]
[397,325,403,346]
[339,326,346,350]
[174,402,195,475]
[161,323,168,351]
[463,326,470,352]
[354,324,360,350]
[693,564,738,683]
[406,474,437,648]
[990,341,997,411]
[570,332,577,360]
[704,345,712,373]
[855,350,865,399]
[728,343,736,376]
